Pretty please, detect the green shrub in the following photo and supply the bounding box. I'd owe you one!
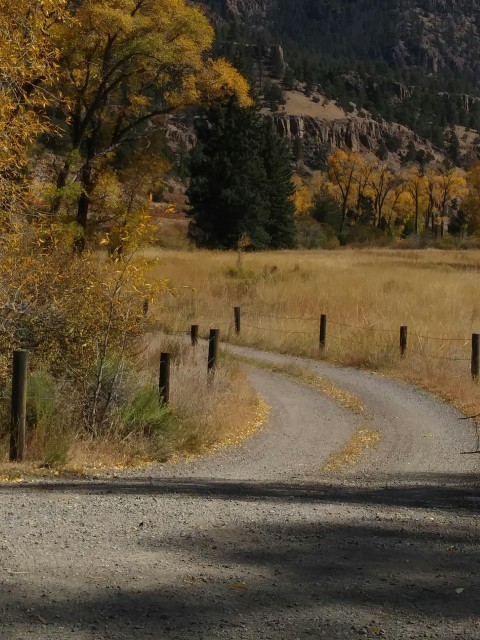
[296,217,340,249]
[26,371,72,467]
[27,370,56,433]
[121,384,175,440]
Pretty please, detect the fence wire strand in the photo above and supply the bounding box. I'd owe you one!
[328,320,398,333]
[242,323,311,335]
[410,351,470,362]
[328,332,398,350]
[159,309,477,365]
[409,333,470,342]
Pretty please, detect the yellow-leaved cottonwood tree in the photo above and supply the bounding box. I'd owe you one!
[0,0,67,214]
[327,150,361,232]
[51,0,251,248]
[0,0,168,442]
[296,153,470,238]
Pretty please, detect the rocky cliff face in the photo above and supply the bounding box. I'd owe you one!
[272,115,429,155]
[165,110,434,160]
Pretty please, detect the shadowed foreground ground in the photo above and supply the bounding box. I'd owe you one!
[0,360,478,639]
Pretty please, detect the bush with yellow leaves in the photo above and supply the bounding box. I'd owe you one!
[0,216,171,460]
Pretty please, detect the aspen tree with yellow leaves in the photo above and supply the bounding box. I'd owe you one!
[435,169,467,237]
[364,162,401,229]
[424,168,466,236]
[327,150,362,232]
[297,153,473,243]
[0,0,67,214]
[50,0,251,249]
[405,167,428,234]
[0,0,257,462]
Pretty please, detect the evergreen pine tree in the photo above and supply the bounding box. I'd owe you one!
[269,46,285,79]
[187,102,297,250]
[283,68,295,91]
[187,101,271,250]
[262,121,297,248]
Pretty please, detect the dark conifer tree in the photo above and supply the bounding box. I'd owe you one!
[187,101,270,250]
[262,120,297,248]
[187,101,297,250]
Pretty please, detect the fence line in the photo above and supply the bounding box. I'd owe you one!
[242,323,311,335]
[328,332,398,350]
[162,309,471,344]
[329,320,398,333]
[159,307,476,371]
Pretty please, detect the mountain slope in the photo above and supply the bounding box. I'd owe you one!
[197,0,480,166]
[205,0,480,84]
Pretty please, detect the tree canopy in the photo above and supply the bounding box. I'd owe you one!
[0,0,67,213]
[50,0,251,246]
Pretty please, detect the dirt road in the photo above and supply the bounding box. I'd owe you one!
[0,346,478,639]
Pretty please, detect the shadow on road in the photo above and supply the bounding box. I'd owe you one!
[1,473,479,638]
[2,471,478,510]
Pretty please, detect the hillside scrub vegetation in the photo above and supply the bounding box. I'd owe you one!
[206,0,480,150]
[0,0,259,470]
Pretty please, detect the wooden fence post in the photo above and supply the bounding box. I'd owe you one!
[400,326,408,357]
[472,334,479,382]
[234,306,241,335]
[319,314,327,351]
[191,324,199,347]
[159,352,171,405]
[10,349,28,462]
[208,329,219,376]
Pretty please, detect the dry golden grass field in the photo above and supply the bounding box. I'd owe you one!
[150,248,480,422]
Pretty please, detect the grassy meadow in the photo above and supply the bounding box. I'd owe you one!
[151,248,480,422]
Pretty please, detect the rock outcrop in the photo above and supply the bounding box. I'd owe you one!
[165,110,437,159]
[272,114,425,154]
[224,0,271,17]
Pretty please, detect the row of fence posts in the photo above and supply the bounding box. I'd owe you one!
[158,328,220,406]
[229,307,480,379]
[6,309,480,462]
[8,328,223,462]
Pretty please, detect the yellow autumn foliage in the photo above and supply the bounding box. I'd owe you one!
[48,0,251,241]
[297,151,468,237]
[0,0,67,211]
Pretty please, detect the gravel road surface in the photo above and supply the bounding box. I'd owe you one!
[0,346,478,639]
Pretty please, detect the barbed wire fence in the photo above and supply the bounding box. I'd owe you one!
[159,306,475,367]
[4,305,478,462]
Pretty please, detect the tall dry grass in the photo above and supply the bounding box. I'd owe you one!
[0,333,261,474]
[140,333,262,457]
[149,247,480,421]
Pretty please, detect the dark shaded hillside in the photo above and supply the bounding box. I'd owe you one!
[204,0,480,82]
[199,0,480,153]
[271,1,480,82]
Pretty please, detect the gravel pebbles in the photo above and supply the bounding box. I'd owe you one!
[0,349,478,639]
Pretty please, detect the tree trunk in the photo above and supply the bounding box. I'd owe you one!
[340,202,347,233]
[51,158,71,215]
[75,161,94,252]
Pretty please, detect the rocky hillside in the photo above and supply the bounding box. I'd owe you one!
[206,0,480,82]
[196,0,480,167]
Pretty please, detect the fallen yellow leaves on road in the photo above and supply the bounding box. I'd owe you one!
[322,428,381,472]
